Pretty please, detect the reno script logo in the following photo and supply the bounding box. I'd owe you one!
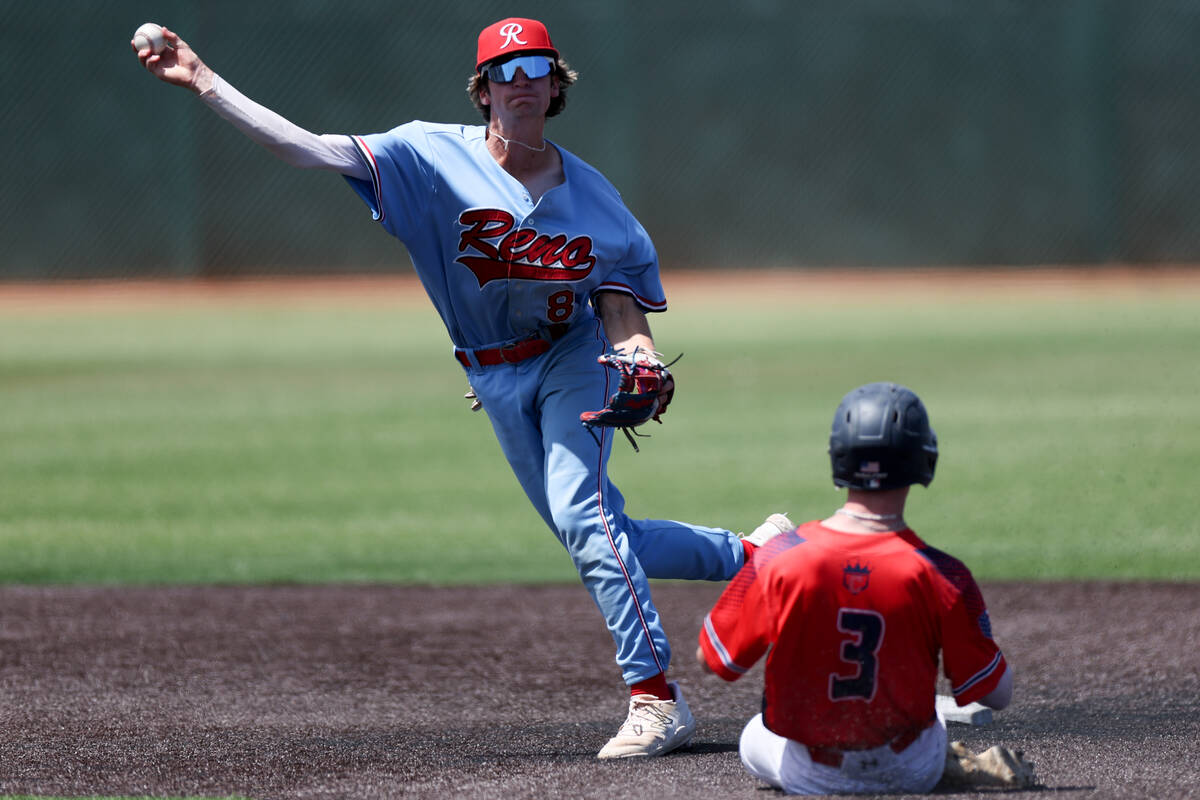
[456,209,596,286]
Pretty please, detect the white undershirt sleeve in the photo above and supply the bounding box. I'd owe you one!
[198,73,370,180]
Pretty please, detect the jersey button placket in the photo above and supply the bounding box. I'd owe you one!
[510,196,537,331]
[508,221,525,331]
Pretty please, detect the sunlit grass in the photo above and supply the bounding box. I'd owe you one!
[1,284,1196,583]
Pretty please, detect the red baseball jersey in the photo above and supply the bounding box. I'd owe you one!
[700,521,1007,750]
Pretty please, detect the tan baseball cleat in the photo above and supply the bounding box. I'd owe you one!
[597,681,696,759]
[941,740,1037,789]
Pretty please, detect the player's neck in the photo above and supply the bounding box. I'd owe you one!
[823,488,909,534]
[489,128,547,153]
[487,120,549,162]
[486,121,562,201]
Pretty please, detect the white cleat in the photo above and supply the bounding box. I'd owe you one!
[597,681,696,759]
[741,513,794,548]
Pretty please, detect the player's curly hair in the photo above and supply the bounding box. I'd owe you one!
[467,57,578,122]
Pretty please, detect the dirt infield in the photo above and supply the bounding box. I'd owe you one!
[1,581,1196,799]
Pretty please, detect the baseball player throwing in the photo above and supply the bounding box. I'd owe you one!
[698,383,1030,793]
[134,17,792,758]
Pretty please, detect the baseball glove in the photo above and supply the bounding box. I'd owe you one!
[580,349,677,452]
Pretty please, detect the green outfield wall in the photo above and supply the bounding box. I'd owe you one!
[4,1,1200,278]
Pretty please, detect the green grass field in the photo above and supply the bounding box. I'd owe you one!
[2,276,1197,584]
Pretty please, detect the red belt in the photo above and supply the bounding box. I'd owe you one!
[805,719,934,769]
[454,324,568,368]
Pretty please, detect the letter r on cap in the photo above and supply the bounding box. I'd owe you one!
[499,22,526,48]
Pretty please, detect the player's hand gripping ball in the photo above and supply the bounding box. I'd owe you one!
[581,349,675,430]
[132,22,167,55]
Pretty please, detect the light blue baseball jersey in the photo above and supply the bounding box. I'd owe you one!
[344,121,667,349]
[340,120,745,686]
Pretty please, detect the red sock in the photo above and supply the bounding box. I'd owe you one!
[741,538,757,562]
[630,673,672,701]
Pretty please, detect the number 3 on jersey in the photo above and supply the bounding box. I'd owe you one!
[830,608,885,702]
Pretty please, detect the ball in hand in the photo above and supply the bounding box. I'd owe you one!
[133,22,167,55]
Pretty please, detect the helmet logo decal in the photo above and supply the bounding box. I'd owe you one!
[498,22,527,49]
[856,461,887,489]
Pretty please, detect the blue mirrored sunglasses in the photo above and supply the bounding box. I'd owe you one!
[482,54,555,83]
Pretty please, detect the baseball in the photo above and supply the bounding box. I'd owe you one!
[133,22,167,55]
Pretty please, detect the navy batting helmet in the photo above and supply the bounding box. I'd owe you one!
[829,382,938,490]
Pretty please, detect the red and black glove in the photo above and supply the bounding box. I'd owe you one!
[580,349,676,449]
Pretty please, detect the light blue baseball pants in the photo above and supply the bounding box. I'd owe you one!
[460,318,746,684]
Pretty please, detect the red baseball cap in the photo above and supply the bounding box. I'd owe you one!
[476,18,558,71]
